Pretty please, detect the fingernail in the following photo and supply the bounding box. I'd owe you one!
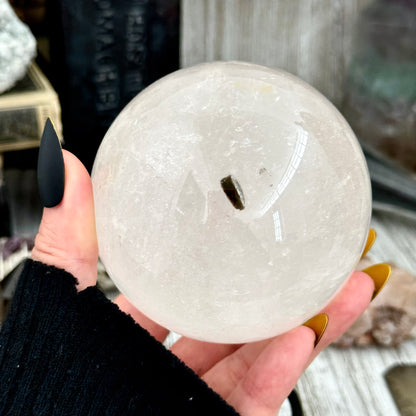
[362,263,392,300]
[361,228,377,258]
[37,118,65,207]
[303,313,328,347]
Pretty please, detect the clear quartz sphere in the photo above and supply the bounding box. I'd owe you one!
[92,61,371,343]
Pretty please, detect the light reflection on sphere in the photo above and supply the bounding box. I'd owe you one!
[92,61,371,343]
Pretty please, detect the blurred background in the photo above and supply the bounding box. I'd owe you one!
[0,1,415,414]
[1,0,415,237]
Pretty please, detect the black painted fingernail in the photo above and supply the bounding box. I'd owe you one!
[37,118,64,207]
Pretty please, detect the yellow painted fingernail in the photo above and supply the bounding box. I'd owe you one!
[361,228,376,258]
[303,313,328,347]
[362,263,392,300]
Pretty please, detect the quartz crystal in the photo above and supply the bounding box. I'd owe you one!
[92,61,371,343]
[0,0,36,93]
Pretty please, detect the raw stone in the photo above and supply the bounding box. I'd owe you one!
[335,256,416,347]
[0,0,36,94]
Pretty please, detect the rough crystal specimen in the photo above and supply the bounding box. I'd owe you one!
[0,0,36,93]
[92,61,371,343]
[335,257,416,347]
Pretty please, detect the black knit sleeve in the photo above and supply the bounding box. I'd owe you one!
[0,259,239,415]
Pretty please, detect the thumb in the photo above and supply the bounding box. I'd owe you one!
[31,122,98,290]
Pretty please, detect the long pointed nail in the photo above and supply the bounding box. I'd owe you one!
[37,118,65,207]
[361,228,377,258]
[362,263,392,300]
[303,313,328,347]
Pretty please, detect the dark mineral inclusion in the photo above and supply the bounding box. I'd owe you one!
[221,175,245,210]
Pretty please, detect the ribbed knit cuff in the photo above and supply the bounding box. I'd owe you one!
[0,260,239,415]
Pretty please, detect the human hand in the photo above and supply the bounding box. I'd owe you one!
[32,129,390,416]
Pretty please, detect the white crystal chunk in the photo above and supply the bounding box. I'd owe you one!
[0,0,36,93]
[92,61,371,343]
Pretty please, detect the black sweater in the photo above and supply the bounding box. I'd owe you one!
[0,260,239,415]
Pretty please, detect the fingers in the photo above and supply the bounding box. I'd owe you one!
[173,271,372,379]
[310,228,391,357]
[310,270,374,360]
[171,271,370,379]
[169,316,322,378]
[114,294,170,343]
[171,338,241,375]
[197,271,373,416]
[205,327,315,416]
[32,149,98,291]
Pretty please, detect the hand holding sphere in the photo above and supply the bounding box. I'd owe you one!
[26,62,391,415]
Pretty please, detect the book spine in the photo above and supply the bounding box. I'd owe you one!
[48,0,179,171]
[48,0,151,171]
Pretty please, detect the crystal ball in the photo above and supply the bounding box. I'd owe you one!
[92,61,371,343]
